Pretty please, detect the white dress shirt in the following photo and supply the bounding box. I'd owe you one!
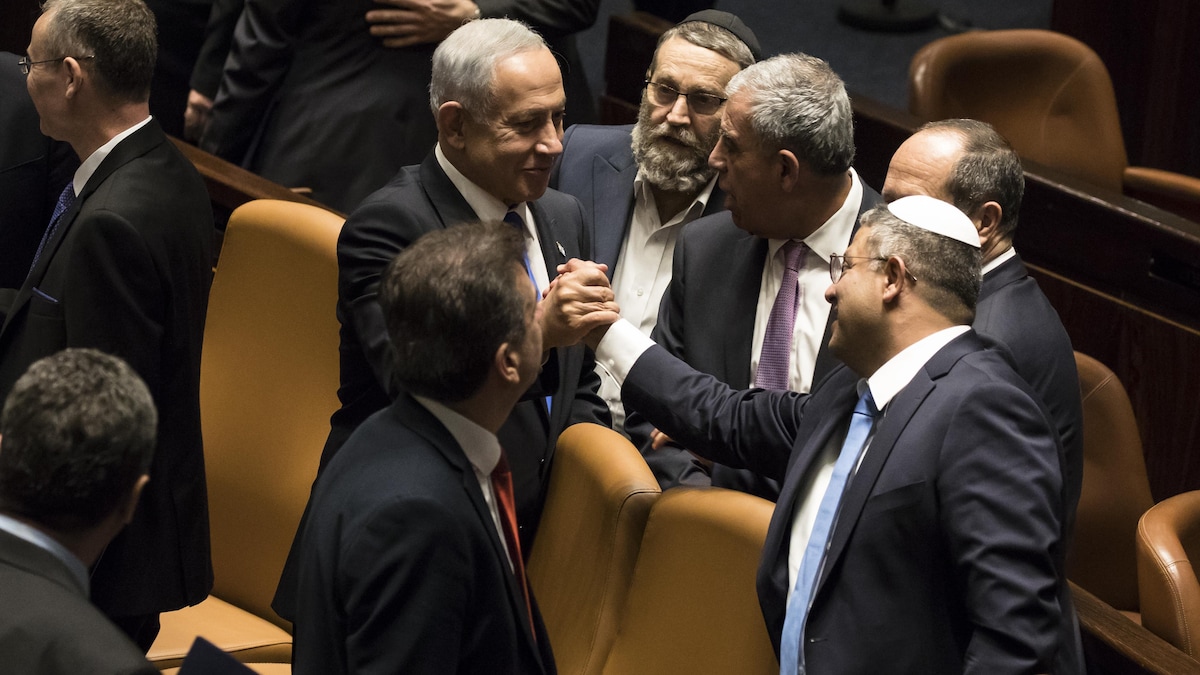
[413,395,514,572]
[600,172,717,432]
[750,169,864,393]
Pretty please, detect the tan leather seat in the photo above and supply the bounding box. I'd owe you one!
[528,423,661,675]
[1137,490,1200,657]
[1067,352,1154,616]
[909,29,1200,221]
[148,199,344,668]
[601,487,778,675]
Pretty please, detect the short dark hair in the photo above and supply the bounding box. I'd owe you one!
[379,222,530,402]
[860,205,981,324]
[0,349,156,532]
[41,0,157,103]
[920,119,1025,240]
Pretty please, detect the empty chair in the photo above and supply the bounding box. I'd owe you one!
[528,423,661,675]
[1067,351,1155,617]
[908,29,1200,221]
[148,199,344,667]
[1137,490,1200,657]
[601,487,777,675]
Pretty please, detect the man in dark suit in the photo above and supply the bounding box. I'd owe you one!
[0,349,159,675]
[294,222,584,674]
[584,196,1081,673]
[629,53,884,499]
[199,0,598,212]
[550,11,757,432]
[882,118,1084,528]
[0,50,76,294]
[1,0,214,649]
[279,21,607,620]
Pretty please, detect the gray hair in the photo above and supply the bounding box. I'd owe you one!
[726,53,855,175]
[919,119,1025,240]
[41,0,157,103]
[859,205,981,324]
[0,349,156,532]
[651,20,756,75]
[429,18,548,119]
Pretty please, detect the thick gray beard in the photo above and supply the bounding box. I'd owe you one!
[631,104,718,195]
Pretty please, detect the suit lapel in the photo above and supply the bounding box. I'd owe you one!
[815,333,980,597]
[723,235,768,387]
[418,154,479,228]
[591,154,637,276]
[2,121,164,336]
[393,396,545,668]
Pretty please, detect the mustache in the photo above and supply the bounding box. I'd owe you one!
[642,121,705,151]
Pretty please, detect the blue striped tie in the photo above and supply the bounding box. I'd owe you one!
[28,181,75,277]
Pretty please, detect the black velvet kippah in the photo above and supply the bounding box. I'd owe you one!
[680,9,763,61]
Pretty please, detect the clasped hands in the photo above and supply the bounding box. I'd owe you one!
[538,259,620,352]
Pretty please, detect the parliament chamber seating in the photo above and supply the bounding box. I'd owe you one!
[1068,352,1155,618]
[1138,490,1200,659]
[148,200,344,669]
[907,29,1200,223]
[528,423,662,675]
[600,487,778,675]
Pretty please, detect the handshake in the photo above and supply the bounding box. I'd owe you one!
[539,258,622,352]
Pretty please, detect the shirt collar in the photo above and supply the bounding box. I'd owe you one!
[632,170,717,225]
[73,116,152,195]
[412,395,502,477]
[435,142,510,222]
[981,245,1017,276]
[766,167,864,262]
[0,512,90,594]
[865,325,971,410]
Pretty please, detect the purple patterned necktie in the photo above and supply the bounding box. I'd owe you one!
[755,240,807,390]
[28,181,76,277]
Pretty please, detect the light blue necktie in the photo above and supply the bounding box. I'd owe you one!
[779,386,878,675]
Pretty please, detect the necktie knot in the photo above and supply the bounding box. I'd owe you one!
[782,240,807,272]
[853,389,878,419]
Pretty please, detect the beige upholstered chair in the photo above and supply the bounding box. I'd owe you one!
[148,199,343,668]
[1137,490,1200,657]
[909,29,1200,222]
[528,423,661,675]
[1067,352,1155,617]
[601,487,778,675]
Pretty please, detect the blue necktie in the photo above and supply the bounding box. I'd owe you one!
[503,209,540,296]
[28,181,75,277]
[504,208,551,414]
[779,387,878,675]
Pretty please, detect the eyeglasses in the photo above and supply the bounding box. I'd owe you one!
[830,254,920,283]
[644,80,727,116]
[18,54,94,76]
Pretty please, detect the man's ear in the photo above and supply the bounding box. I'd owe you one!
[62,55,86,99]
[438,101,468,150]
[495,341,522,386]
[778,149,804,192]
[119,474,150,526]
[881,255,911,303]
[975,201,1004,247]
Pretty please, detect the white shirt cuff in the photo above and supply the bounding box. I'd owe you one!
[593,318,656,391]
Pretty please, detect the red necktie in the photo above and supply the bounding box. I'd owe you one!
[491,450,536,637]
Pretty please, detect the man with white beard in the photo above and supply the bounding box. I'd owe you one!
[551,10,759,432]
